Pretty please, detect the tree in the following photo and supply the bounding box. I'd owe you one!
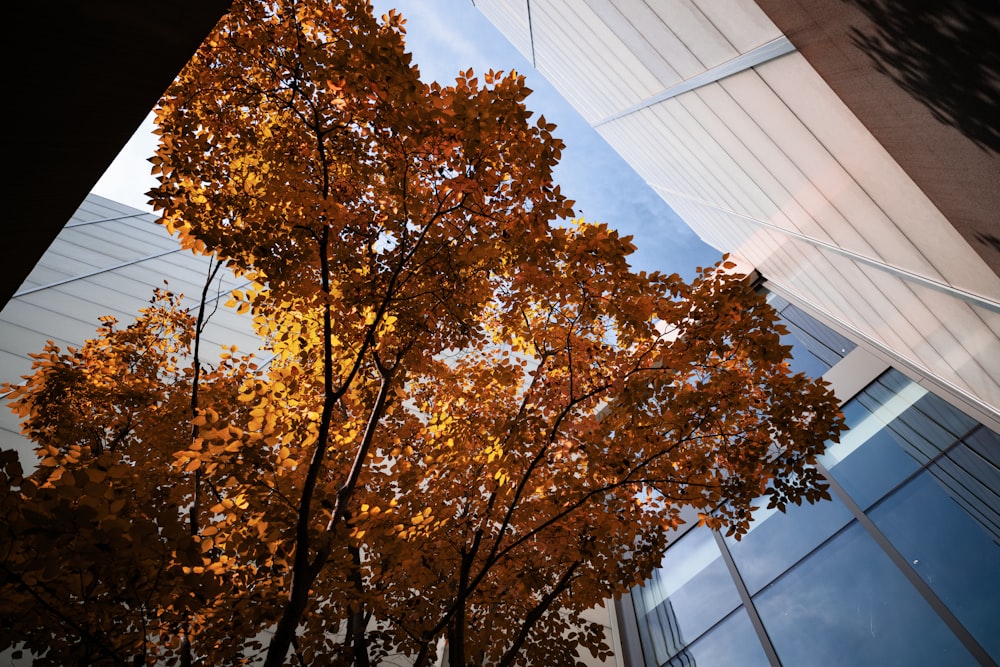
[0,0,844,665]
[0,290,254,666]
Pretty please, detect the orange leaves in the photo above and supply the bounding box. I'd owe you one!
[209,495,249,514]
[383,507,446,542]
[225,288,253,315]
[0,1,844,662]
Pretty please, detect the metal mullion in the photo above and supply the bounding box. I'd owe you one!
[12,249,183,298]
[594,37,795,128]
[65,212,152,228]
[711,531,782,667]
[816,461,997,666]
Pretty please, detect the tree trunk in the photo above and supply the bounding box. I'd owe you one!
[447,549,473,667]
[264,561,319,667]
[447,617,465,667]
[348,544,370,667]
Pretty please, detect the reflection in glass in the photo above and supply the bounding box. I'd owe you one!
[626,360,1000,667]
[765,291,856,376]
[871,467,1000,660]
[663,608,770,667]
[932,427,1000,544]
[755,523,977,666]
[819,375,925,507]
[820,370,978,509]
[724,491,852,594]
[631,527,741,666]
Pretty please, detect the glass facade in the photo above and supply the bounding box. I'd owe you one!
[754,521,979,666]
[624,310,1000,667]
[632,528,741,666]
[764,291,856,378]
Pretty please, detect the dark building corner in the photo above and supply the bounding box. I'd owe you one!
[5,2,232,309]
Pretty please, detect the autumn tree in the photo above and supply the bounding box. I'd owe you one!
[0,289,263,666]
[1,0,844,665]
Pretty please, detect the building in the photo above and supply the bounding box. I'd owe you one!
[471,1,1000,666]
[618,296,1000,665]
[473,0,1000,425]
[3,2,998,665]
[5,4,230,310]
[0,195,261,462]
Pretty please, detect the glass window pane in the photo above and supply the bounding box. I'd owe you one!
[632,527,741,664]
[870,466,1000,660]
[820,370,976,509]
[725,491,853,594]
[663,608,770,667]
[755,523,978,666]
[932,428,1000,542]
[765,291,856,376]
[963,424,1000,468]
[821,423,921,510]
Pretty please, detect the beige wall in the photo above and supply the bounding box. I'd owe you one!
[476,0,1000,420]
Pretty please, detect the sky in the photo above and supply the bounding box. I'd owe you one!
[93,0,720,280]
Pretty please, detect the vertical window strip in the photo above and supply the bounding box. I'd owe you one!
[815,459,996,666]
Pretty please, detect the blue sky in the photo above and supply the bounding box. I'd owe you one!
[94,0,720,280]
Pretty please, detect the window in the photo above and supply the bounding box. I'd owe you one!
[631,527,741,666]
[754,522,978,666]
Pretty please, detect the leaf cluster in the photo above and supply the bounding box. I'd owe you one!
[1,1,845,665]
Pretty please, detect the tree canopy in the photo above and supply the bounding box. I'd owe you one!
[0,1,843,665]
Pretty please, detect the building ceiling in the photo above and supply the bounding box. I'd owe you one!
[5,2,232,308]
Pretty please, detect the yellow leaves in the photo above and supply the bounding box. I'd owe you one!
[378,314,398,336]
[358,503,384,521]
[427,414,453,436]
[391,444,415,458]
[225,287,254,315]
[0,1,844,656]
[485,441,504,463]
[209,494,248,515]
[242,169,262,192]
[387,507,445,541]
